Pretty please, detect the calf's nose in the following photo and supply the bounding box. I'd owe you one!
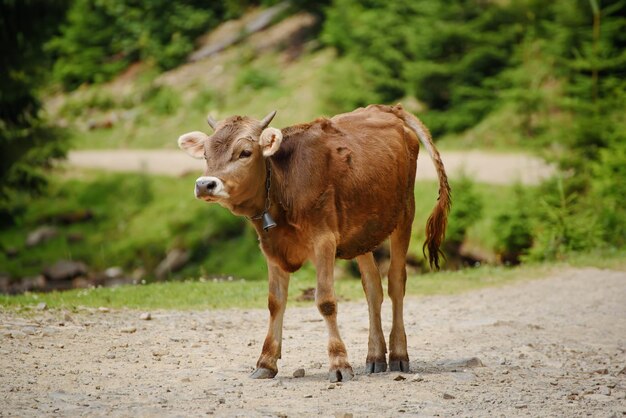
[197,179,217,191]
[195,176,220,198]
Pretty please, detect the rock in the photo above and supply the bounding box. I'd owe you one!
[36,302,48,311]
[26,226,58,247]
[311,362,323,369]
[22,327,37,335]
[328,384,335,389]
[120,327,137,334]
[394,375,406,381]
[43,260,88,281]
[293,368,305,378]
[411,375,424,382]
[139,312,152,321]
[599,387,611,396]
[334,413,353,418]
[19,275,46,292]
[154,249,190,279]
[440,357,485,370]
[594,368,609,375]
[443,393,455,400]
[105,353,116,359]
[4,247,19,257]
[98,307,110,313]
[515,404,528,409]
[0,273,10,293]
[617,365,626,375]
[304,394,313,398]
[105,267,124,279]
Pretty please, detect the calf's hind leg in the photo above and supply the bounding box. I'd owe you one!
[314,235,354,382]
[388,215,414,372]
[356,252,387,373]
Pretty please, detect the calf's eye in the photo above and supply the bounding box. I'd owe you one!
[239,150,252,159]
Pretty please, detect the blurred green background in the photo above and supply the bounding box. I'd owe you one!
[1,0,625,301]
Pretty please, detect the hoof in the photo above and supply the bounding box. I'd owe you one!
[389,360,410,373]
[365,361,387,373]
[329,367,354,383]
[250,367,277,379]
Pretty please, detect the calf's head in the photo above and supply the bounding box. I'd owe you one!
[177,111,282,211]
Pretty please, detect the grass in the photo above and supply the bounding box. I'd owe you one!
[55,49,333,150]
[2,251,623,311]
[0,166,514,284]
[0,170,265,281]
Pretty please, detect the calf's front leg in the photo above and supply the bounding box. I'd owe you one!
[251,262,289,379]
[314,236,354,382]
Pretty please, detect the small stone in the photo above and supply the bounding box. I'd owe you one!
[139,312,151,321]
[180,377,191,383]
[293,368,305,378]
[443,393,455,400]
[328,384,336,389]
[411,375,424,382]
[594,368,609,375]
[311,362,323,369]
[98,307,110,313]
[334,414,353,418]
[36,302,48,311]
[218,398,225,404]
[617,366,626,375]
[304,394,313,398]
[120,327,136,334]
[599,387,611,396]
[394,375,406,381]
[22,327,37,335]
[105,353,116,359]
[515,404,528,409]
[63,311,73,322]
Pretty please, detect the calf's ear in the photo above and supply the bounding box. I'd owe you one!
[178,131,209,159]
[259,127,283,157]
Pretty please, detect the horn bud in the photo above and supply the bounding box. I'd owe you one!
[260,110,277,129]
[207,114,218,131]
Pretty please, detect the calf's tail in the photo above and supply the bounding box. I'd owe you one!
[398,107,451,270]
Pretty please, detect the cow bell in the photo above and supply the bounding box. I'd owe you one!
[261,211,277,231]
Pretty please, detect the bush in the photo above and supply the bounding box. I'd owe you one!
[235,68,279,91]
[443,176,483,264]
[143,85,182,116]
[492,186,533,265]
[47,0,221,90]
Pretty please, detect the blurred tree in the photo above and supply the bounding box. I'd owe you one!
[322,0,531,135]
[0,0,69,225]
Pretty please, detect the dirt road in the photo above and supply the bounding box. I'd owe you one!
[67,150,554,185]
[1,268,625,416]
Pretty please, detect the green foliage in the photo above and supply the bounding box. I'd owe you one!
[235,67,280,91]
[445,176,483,248]
[0,0,69,225]
[143,85,182,116]
[47,0,221,90]
[492,186,534,264]
[0,172,266,281]
[526,178,601,261]
[322,0,530,135]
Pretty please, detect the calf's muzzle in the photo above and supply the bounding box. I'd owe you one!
[195,176,223,199]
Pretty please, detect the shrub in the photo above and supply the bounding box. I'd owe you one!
[492,186,533,265]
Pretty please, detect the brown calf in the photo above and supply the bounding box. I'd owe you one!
[178,104,451,382]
